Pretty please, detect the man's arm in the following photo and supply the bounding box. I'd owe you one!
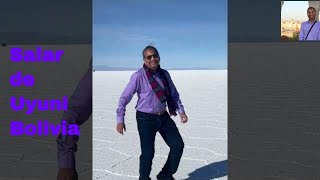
[116,72,139,124]
[57,59,92,169]
[164,71,185,114]
[317,23,320,40]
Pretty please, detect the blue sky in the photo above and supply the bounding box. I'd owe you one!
[281,1,310,21]
[93,0,227,69]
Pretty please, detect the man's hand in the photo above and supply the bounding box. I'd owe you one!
[179,112,188,124]
[116,123,126,135]
[57,168,78,180]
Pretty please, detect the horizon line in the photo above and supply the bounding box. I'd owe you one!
[93,69,227,71]
[93,66,226,70]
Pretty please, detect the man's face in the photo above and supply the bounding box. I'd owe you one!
[143,49,160,70]
[307,8,316,20]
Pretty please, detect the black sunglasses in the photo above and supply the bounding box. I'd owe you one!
[145,53,159,60]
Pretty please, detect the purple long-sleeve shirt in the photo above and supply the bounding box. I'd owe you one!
[116,68,185,123]
[299,20,320,40]
[57,59,92,169]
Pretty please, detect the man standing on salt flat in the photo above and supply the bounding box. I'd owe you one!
[116,45,188,180]
[299,7,320,40]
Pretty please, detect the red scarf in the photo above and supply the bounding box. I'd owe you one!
[143,64,177,115]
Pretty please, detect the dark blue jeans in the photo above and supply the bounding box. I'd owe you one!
[136,111,184,179]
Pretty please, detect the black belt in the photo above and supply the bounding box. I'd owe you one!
[151,109,166,115]
[138,110,167,116]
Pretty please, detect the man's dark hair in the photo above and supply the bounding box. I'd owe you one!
[307,7,316,12]
[142,44,159,58]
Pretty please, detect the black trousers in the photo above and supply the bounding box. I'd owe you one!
[136,111,184,179]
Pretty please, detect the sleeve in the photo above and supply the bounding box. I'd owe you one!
[116,72,139,123]
[56,59,92,169]
[318,23,320,40]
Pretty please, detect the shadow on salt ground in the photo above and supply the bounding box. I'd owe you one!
[183,160,227,180]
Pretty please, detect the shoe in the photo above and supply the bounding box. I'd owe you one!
[139,177,151,180]
[156,173,175,180]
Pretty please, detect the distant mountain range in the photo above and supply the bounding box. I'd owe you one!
[93,66,222,71]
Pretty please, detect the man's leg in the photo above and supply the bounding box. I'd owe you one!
[136,111,160,180]
[157,113,184,178]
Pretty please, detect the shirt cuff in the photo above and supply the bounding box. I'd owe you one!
[116,108,125,124]
[57,151,75,169]
[177,107,185,115]
[176,99,185,115]
[117,116,124,124]
[57,133,77,169]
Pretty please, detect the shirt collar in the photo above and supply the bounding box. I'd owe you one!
[307,19,316,24]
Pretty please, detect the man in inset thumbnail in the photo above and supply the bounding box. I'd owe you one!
[299,7,320,40]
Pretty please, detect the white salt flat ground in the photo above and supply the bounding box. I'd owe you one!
[93,70,227,180]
